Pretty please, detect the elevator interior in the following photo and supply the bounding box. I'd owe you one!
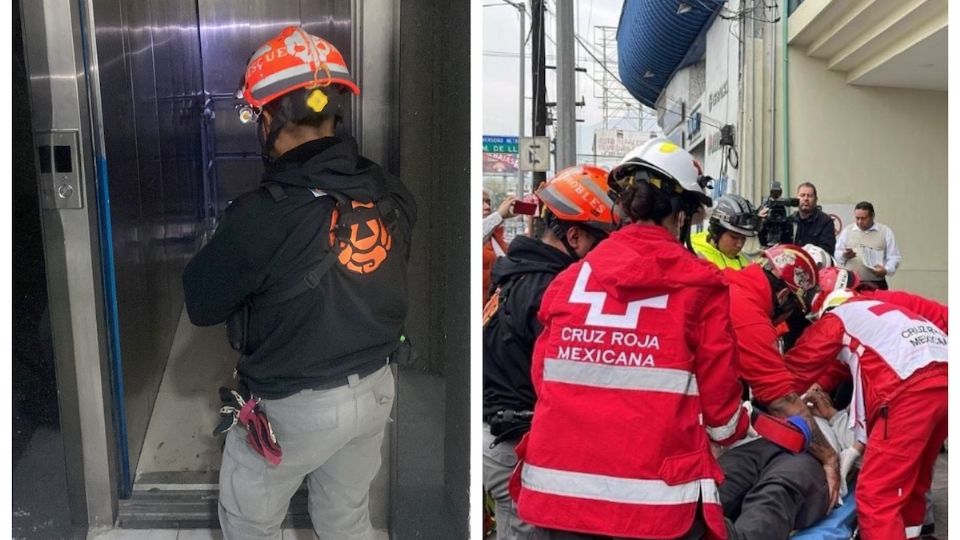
[20,0,469,537]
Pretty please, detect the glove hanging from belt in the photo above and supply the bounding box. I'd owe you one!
[214,386,283,465]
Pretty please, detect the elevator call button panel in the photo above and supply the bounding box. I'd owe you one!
[36,131,83,210]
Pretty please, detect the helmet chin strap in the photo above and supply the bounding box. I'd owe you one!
[258,112,287,166]
[677,195,702,253]
[764,269,797,321]
[552,222,580,259]
[679,214,694,252]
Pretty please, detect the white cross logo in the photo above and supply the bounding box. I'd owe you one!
[569,262,668,329]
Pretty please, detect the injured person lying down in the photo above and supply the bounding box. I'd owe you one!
[715,390,861,540]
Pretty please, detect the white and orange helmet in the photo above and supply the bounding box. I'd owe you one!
[240,26,358,110]
[537,165,619,234]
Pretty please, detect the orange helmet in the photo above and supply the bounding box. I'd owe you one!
[239,27,358,110]
[536,165,618,233]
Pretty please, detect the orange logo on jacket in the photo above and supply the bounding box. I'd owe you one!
[330,202,392,274]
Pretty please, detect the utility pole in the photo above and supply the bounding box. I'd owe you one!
[555,0,576,169]
[531,0,547,191]
[518,5,526,196]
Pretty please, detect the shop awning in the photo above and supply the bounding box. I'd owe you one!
[617,0,724,108]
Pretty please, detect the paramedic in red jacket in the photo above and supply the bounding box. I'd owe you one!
[785,290,948,540]
[859,289,948,335]
[808,267,948,394]
[819,267,948,335]
[511,138,750,540]
[719,245,838,539]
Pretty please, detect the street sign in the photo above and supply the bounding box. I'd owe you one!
[482,135,519,154]
[593,129,651,157]
[483,152,519,174]
[519,136,550,172]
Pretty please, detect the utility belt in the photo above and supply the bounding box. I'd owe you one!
[298,355,392,393]
[214,337,410,465]
[212,357,387,467]
[486,409,534,448]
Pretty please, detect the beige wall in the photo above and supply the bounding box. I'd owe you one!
[787,51,947,302]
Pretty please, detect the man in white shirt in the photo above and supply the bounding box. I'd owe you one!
[834,201,901,290]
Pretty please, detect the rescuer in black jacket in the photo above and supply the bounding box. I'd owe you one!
[183,135,415,397]
[482,165,617,540]
[181,27,415,540]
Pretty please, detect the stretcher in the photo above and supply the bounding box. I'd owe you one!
[791,480,858,540]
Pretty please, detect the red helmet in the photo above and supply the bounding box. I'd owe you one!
[809,267,860,320]
[761,244,819,293]
[761,244,819,312]
[818,266,860,294]
[239,27,359,110]
[536,165,618,233]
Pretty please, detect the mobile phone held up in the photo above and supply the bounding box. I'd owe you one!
[513,198,538,215]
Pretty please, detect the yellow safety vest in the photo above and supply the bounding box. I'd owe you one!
[691,230,750,270]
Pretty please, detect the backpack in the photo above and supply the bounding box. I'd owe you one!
[226,181,401,353]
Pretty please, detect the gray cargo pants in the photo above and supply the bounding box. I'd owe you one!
[219,364,394,540]
[483,424,535,540]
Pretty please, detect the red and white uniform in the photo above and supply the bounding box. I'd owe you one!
[785,298,948,540]
[510,225,749,539]
[861,289,948,334]
[814,290,947,393]
[724,264,800,404]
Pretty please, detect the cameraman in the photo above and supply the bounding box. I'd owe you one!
[759,182,835,255]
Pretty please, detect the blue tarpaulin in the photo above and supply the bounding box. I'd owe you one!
[791,480,858,540]
[617,0,723,108]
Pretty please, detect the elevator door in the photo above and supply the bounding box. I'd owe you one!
[89,0,361,499]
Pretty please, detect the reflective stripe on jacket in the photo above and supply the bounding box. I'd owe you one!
[511,224,748,540]
[786,299,948,440]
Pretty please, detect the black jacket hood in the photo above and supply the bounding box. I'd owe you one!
[491,235,574,285]
[264,135,387,202]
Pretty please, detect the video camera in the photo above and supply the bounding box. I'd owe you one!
[759,182,799,246]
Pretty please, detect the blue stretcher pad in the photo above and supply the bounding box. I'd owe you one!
[791,482,858,540]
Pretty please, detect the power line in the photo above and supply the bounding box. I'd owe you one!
[573,32,728,132]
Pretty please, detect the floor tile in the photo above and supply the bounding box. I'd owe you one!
[282,530,317,540]
[161,308,237,395]
[278,529,388,539]
[137,390,224,473]
[177,529,223,540]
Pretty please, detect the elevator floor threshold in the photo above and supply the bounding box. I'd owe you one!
[118,475,392,537]
[118,475,313,529]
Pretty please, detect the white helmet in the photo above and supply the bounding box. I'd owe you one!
[815,289,856,320]
[802,244,836,270]
[609,137,711,206]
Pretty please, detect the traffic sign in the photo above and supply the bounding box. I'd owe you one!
[482,135,519,154]
[519,136,550,172]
